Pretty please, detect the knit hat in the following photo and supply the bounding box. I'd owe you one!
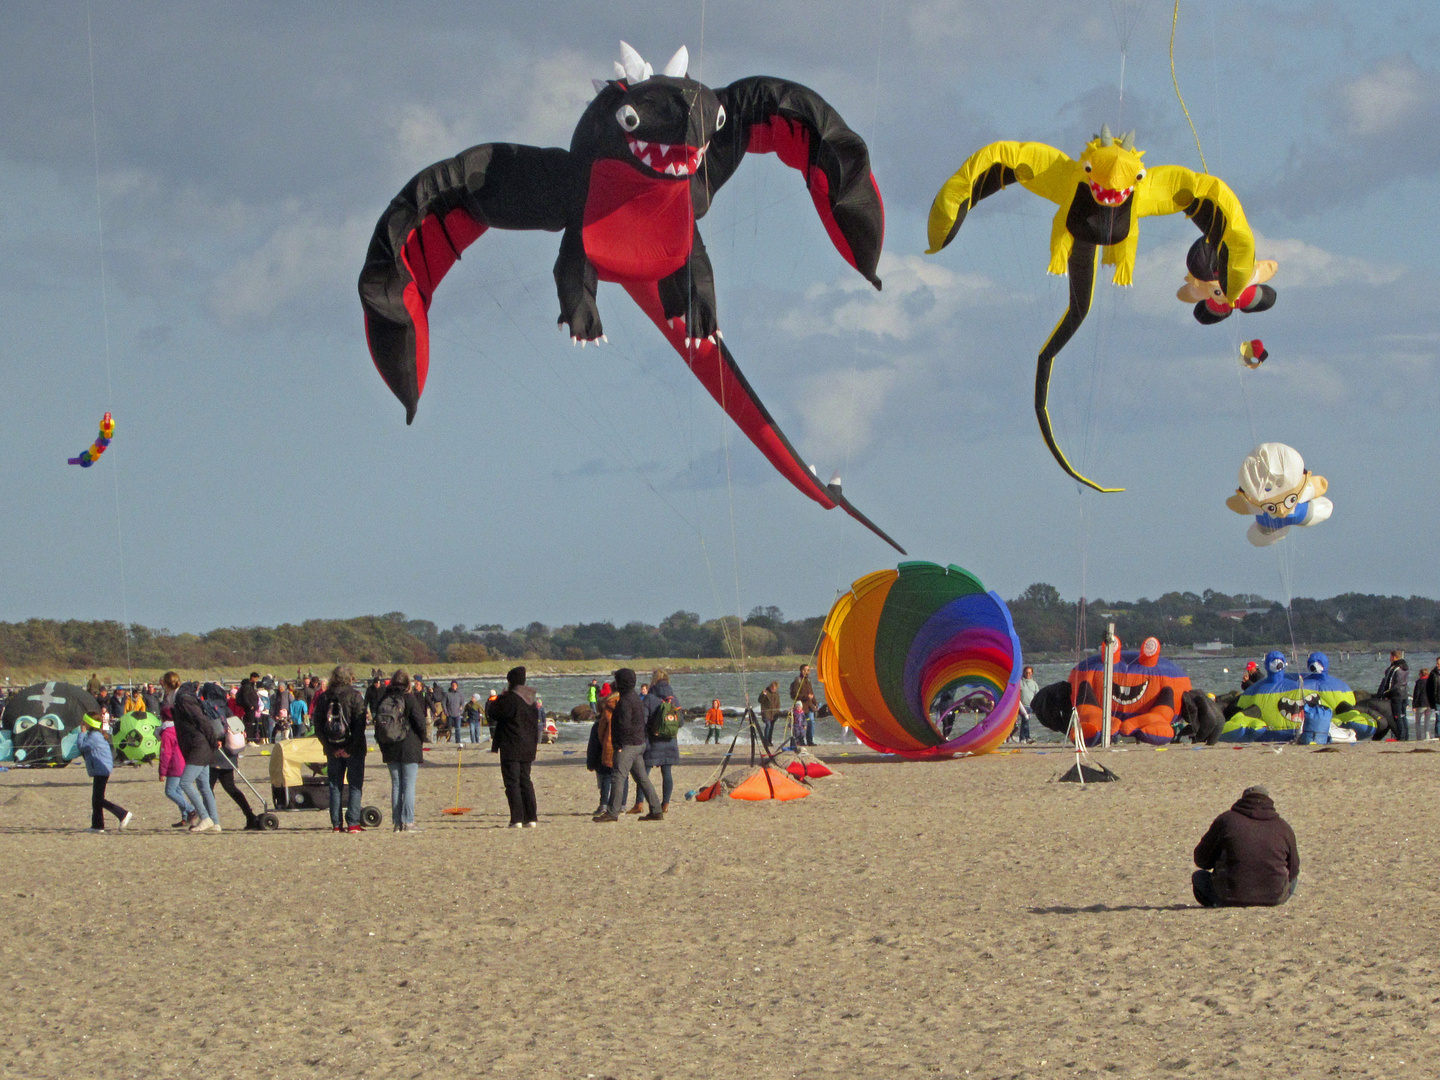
[1242,784,1269,798]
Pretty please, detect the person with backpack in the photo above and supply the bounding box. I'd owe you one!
[486,666,541,827]
[595,668,662,823]
[374,668,428,832]
[170,676,222,833]
[312,665,370,832]
[201,682,263,831]
[77,709,132,832]
[638,670,681,813]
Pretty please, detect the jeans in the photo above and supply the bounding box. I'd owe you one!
[164,776,195,818]
[91,775,127,829]
[327,753,365,827]
[608,744,658,815]
[180,764,218,823]
[1017,705,1033,741]
[596,769,614,808]
[387,761,418,826]
[762,716,776,745]
[650,763,674,807]
[450,716,465,744]
[469,720,482,744]
[500,758,537,825]
[805,715,815,745]
[1390,700,1409,741]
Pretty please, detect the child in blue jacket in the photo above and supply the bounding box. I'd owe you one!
[77,713,132,832]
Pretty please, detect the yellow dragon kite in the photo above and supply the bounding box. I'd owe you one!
[927,126,1258,492]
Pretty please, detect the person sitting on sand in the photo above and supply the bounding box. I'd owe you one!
[1192,785,1299,908]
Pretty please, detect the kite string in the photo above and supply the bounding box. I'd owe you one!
[1169,0,1209,172]
[87,4,132,681]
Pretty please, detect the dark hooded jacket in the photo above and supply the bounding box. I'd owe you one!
[643,678,681,766]
[172,684,218,767]
[611,668,647,750]
[1194,791,1299,906]
[312,681,368,757]
[487,682,539,762]
[378,684,428,766]
[1378,659,1409,704]
[236,677,260,721]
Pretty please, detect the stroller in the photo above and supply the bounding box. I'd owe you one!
[219,736,382,830]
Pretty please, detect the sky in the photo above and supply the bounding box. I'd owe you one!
[1,0,1437,634]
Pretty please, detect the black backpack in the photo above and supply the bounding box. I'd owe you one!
[323,696,351,744]
[373,693,408,746]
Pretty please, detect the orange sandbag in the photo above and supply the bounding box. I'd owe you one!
[693,781,723,802]
[785,761,832,779]
[729,767,810,801]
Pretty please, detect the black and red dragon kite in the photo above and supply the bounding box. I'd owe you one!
[359,42,902,553]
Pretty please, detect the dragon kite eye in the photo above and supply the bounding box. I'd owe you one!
[714,104,726,130]
[616,104,641,131]
[1083,162,1092,173]
[1136,168,1146,180]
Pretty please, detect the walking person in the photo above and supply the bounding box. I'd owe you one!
[704,699,725,743]
[1412,669,1433,742]
[1378,650,1410,741]
[158,713,196,827]
[236,672,262,743]
[77,710,131,833]
[201,682,263,830]
[595,668,662,822]
[487,666,540,828]
[443,680,466,745]
[312,666,369,833]
[586,690,619,815]
[171,676,222,834]
[374,668,428,832]
[641,670,680,813]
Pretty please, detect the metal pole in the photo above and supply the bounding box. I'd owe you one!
[1101,622,1116,750]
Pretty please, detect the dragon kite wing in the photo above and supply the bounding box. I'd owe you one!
[359,143,572,422]
[1137,165,1256,304]
[703,76,885,286]
[925,141,1074,256]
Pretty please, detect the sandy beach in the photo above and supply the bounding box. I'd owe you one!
[2,739,1437,1079]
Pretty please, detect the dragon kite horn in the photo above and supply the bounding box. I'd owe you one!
[1098,125,1114,146]
[1120,130,1137,151]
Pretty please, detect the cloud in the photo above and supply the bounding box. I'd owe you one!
[1338,55,1428,138]
[796,365,900,463]
[211,214,372,323]
[777,253,1004,341]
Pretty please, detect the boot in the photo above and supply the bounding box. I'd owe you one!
[626,803,645,815]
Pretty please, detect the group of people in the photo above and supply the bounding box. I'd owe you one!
[83,671,316,744]
[1377,650,1440,741]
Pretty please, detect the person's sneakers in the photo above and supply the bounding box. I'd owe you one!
[402,824,421,832]
[507,822,523,828]
[170,818,190,828]
[243,819,266,831]
[87,827,106,833]
[638,811,664,822]
[592,805,607,817]
[592,812,619,823]
[207,821,223,834]
[119,811,134,830]
[523,821,538,828]
[332,825,345,832]
[346,824,365,833]
[626,804,645,815]
[189,817,214,833]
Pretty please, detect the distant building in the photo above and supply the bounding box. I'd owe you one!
[1192,640,1231,653]
[1217,608,1271,621]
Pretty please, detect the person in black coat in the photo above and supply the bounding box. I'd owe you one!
[595,667,662,823]
[236,673,261,742]
[312,665,369,832]
[376,669,429,832]
[487,666,540,827]
[639,670,680,813]
[1192,785,1299,907]
[170,677,222,832]
[1378,651,1410,741]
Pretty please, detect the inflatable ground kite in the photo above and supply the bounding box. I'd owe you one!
[818,562,1022,758]
[1069,636,1191,746]
[926,128,1264,491]
[68,412,114,467]
[0,681,95,767]
[1226,442,1332,547]
[1221,650,1380,742]
[111,710,161,764]
[360,42,901,552]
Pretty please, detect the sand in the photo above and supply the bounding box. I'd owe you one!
[2,739,1438,1079]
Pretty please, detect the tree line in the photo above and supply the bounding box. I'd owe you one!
[3,589,1438,671]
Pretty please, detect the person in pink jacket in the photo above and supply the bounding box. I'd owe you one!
[158,719,197,828]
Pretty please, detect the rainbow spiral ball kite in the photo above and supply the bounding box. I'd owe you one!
[818,562,1023,758]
